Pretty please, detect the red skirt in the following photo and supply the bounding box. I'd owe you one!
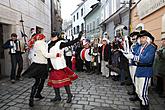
[48,67,78,88]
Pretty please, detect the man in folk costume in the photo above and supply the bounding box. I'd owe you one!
[133,30,156,110]
[64,39,73,70]
[23,34,56,107]
[47,31,83,103]
[123,31,141,100]
[3,33,23,83]
[89,39,100,75]
[99,37,111,78]
[75,37,84,72]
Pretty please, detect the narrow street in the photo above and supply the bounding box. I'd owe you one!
[0,72,164,110]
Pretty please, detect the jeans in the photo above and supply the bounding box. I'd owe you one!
[10,54,23,80]
[120,69,125,82]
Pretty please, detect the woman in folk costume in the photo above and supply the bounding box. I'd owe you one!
[99,37,111,78]
[47,31,83,103]
[23,34,56,107]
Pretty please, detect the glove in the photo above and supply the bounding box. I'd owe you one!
[133,55,139,62]
[78,31,83,39]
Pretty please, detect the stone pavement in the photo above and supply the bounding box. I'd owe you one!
[0,72,165,110]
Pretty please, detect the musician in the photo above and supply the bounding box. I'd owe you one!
[83,39,91,73]
[3,33,23,83]
[99,37,111,78]
[133,30,156,110]
[123,31,141,101]
[48,31,82,103]
[89,39,99,75]
[75,39,84,72]
[64,39,73,69]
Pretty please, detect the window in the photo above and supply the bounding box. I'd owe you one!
[96,18,100,26]
[73,15,75,22]
[77,12,79,20]
[93,21,95,31]
[36,26,43,34]
[41,0,45,3]
[87,25,89,33]
[74,27,76,34]
[81,8,83,16]
[111,0,117,14]
[81,23,84,31]
[90,23,92,32]
[77,25,80,33]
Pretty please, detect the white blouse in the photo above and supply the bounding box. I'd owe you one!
[31,40,55,64]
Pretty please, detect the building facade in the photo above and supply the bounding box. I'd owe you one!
[84,2,101,40]
[71,0,99,38]
[0,0,52,78]
[100,0,129,41]
[63,20,73,40]
[51,0,63,32]
[131,0,165,46]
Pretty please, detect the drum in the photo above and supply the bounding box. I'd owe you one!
[80,48,92,61]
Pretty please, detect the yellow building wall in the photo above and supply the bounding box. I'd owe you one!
[131,5,165,46]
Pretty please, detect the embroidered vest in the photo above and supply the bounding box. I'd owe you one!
[50,40,67,70]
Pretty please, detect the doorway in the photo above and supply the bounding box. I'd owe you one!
[0,24,5,79]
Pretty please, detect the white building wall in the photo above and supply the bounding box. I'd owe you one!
[66,27,72,40]
[0,0,51,76]
[71,0,98,38]
[0,0,51,39]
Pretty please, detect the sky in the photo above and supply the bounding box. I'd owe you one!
[61,0,82,21]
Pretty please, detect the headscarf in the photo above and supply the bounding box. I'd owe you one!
[28,34,45,49]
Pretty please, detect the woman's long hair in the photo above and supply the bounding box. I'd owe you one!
[28,34,45,49]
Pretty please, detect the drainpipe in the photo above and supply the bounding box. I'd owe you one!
[128,0,132,35]
[50,0,53,32]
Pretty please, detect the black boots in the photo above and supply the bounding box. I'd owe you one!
[35,79,45,99]
[66,94,73,103]
[35,93,44,99]
[128,85,136,95]
[51,86,73,103]
[140,101,149,110]
[129,93,139,101]
[65,86,73,103]
[141,105,149,110]
[29,86,37,107]
[51,88,61,102]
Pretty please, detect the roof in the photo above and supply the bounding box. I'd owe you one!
[71,1,86,15]
[84,2,101,19]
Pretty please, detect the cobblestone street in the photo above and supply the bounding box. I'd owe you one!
[0,72,165,110]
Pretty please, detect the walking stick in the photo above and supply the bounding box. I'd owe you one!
[20,14,28,51]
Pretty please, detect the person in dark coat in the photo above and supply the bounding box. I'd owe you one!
[3,33,23,83]
[99,38,111,78]
[75,41,84,72]
[153,33,165,98]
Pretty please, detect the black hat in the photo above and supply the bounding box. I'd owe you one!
[138,30,154,41]
[51,31,60,38]
[129,31,139,37]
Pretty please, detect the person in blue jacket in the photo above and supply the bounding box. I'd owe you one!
[133,30,156,110]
